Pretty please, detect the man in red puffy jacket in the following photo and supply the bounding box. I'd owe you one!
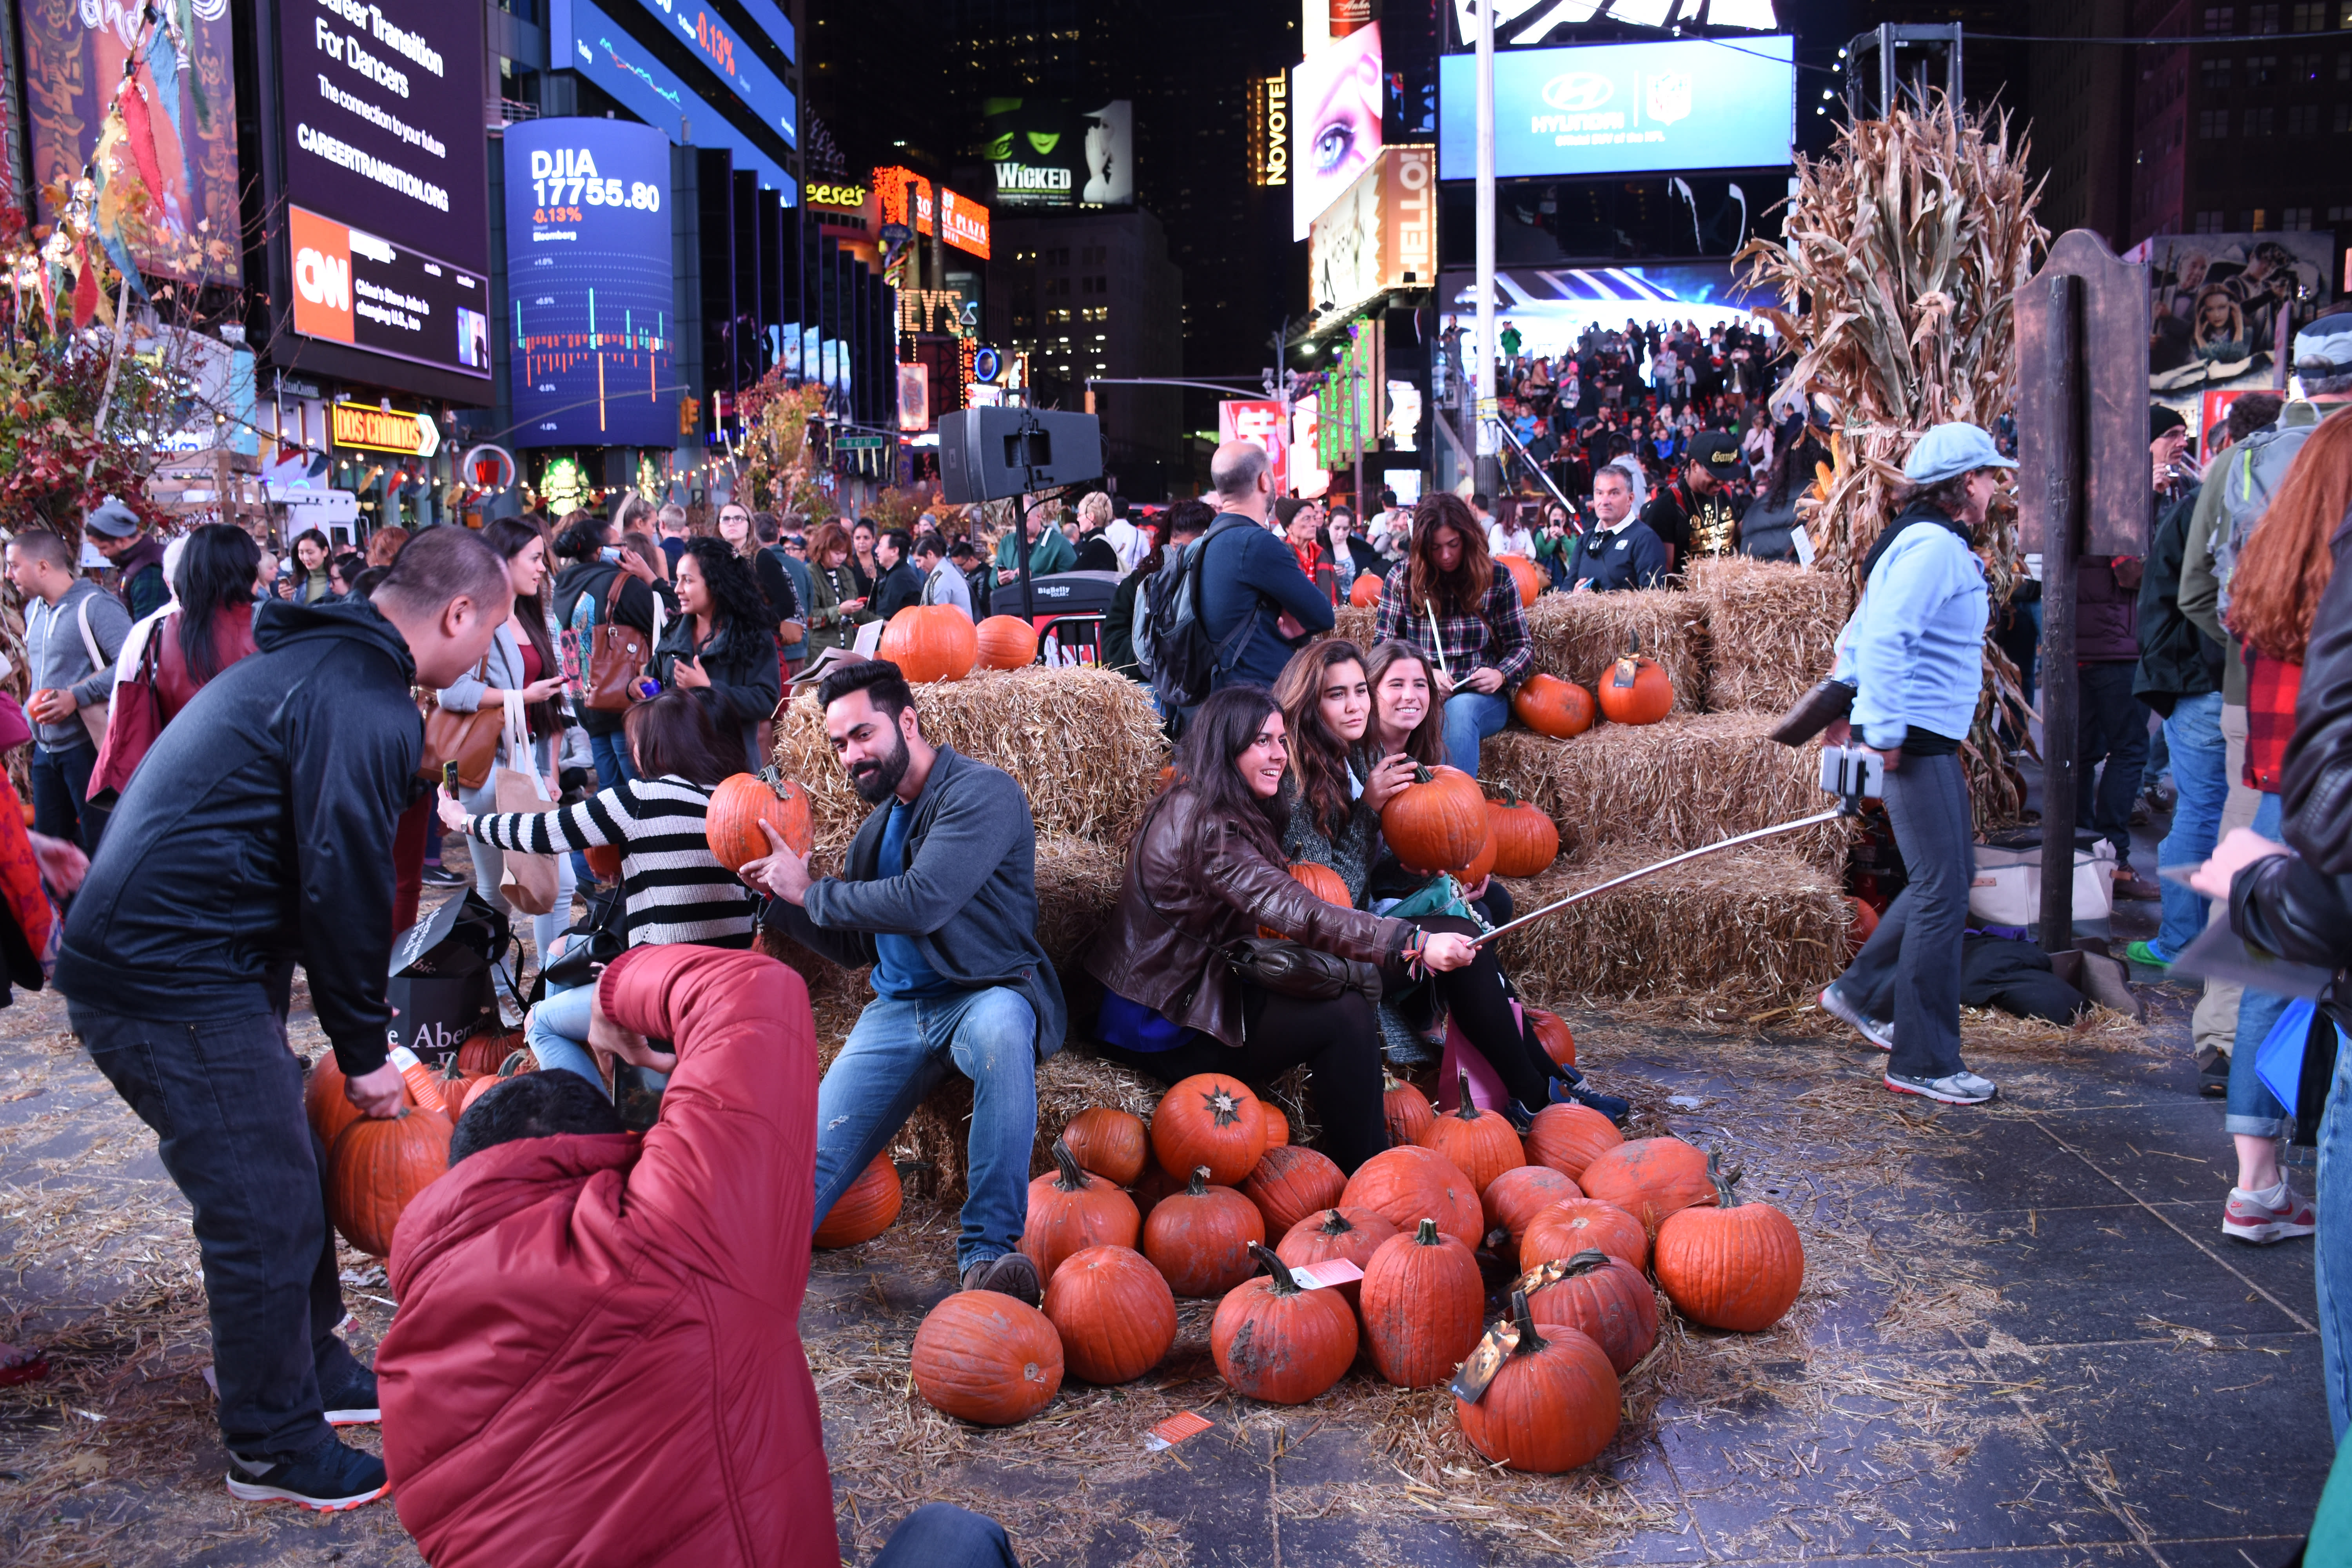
[374,945,835,1565]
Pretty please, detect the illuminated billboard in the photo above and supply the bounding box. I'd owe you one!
[504,119,677,447]
[551,0,794,194]
[1438,36,1795,181]
[1291,23,1383,241]
[1307,147,1436,317]
[983,98,1134,209]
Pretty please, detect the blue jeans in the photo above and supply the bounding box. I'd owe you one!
[2226,793,2290,1138]
[1831,752,1972,1082]
[527,982,604,1094]
[31,740,107,853]
[1443,690,1511,778]
[2318,1022,2352,1443]
[2154,692,2229,958]
[872,1503,1020,1568]
[815,987,1038,1275]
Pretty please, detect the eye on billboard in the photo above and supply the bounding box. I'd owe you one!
[983,99,1134,209]
[503,119,677,447]
[1437,36,1795,181]
[1291,23,1383,241]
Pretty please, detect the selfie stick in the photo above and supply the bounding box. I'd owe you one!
[1425,599,1450,678]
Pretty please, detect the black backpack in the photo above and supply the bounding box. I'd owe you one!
[1136,514,1260,713]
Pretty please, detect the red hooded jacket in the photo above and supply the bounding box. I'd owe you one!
[377,945,831,1567]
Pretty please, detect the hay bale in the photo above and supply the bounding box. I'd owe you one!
[1482,716,1851,871]
[1684,556,1850,715]
[1520,591,1708,713]
[1332,604,1378,647]
[773,667,1169,855]
[1495,845,1851,1007]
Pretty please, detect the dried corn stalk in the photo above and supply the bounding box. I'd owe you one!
[1737,97,2048,825]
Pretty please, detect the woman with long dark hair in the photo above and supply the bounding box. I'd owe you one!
[1368,492,1533,777]
[654,535,782,771]
[1738,423,1815,563]
[1086,685,1477,1172]
[550,511,666,789]
[280,528,334,603]
[158,523,261,722]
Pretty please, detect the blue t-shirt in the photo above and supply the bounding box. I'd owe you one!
[871,799,951,1000]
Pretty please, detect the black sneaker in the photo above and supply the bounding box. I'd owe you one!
[959,1251,1042,1307]
[225,1434,388,1511]
[2196,1046,2231,1099]
[322,1366,378,1427]
[419,865,466,887]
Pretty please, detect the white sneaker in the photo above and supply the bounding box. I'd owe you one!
[1884,1068,1998,1105]
[1820,986,1895,1051]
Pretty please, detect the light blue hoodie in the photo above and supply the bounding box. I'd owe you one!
[1830,512,1989,751]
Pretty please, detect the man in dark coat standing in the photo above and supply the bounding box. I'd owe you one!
[56,528,511,1511]
[85,497,170,621]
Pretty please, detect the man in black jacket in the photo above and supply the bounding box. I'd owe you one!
[868,528,926,621]
[57,527,510,1512]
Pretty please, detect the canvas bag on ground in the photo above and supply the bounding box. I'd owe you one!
[492,690,561,916]
[387,889,511,1058]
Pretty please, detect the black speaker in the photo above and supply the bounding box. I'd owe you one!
[938,407,1103,503]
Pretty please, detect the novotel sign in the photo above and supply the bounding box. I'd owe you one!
[1250,73,1289,187]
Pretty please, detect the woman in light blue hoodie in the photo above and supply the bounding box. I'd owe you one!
[1817,423,2007,1106]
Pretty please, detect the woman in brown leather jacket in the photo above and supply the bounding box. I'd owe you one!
[1086,686,1477,1172]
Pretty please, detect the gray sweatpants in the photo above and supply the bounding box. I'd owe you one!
[1835,751,1972,1081]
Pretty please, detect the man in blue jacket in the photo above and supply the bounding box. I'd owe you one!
[1196,441,1335,691]
[57,527,512,1511]
[1817,423,2003,1107]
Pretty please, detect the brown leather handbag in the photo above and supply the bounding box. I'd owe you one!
[583,571,652,713]
[417,657,500,788]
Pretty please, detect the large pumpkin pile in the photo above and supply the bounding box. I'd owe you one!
[902,1072,1807,1473]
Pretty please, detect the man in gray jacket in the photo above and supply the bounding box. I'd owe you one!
[740,658,1062,1305]
[915,534,974,619]
[7,530,129,851]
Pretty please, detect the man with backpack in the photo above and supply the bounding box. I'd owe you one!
[1192,442,1334,690]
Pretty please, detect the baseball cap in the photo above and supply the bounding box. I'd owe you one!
[1687,432,1743,480]
[84,497,141,539]
[1902,423,2017,485]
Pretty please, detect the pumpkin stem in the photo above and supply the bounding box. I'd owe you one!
[1186,1165,1213,1198]
[1250,1241,1303,1296]
[1415,1217,1441,1246]
[1702,1149,1744,1209]
[1561,1247,1611,1277]
[1508,1288,1548,1357]
[1051,1138,1091,1192]
[1410,763,1435,785]
[1317,1209,1355,1236]
[1452,1070,1483,1122]
[499,1050,532,1078]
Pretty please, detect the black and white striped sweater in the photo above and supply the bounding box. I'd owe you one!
[466,775,758,949]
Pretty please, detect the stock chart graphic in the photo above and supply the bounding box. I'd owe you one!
[504,117,678,447]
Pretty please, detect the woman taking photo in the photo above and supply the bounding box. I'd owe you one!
[280,529,334,603]
[1370,492,1534,778]
[439,691,759,1094]
[655,536,781,771]
[801,519,870,653]
[435,516,575,960]
[1085,686,1477,1173]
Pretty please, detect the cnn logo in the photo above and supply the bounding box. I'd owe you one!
[296,246,349,311]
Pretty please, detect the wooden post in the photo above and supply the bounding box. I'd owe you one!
[2037,272,2082,956]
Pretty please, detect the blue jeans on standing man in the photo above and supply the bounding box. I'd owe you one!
[1443,690,1511,778]
[2316,1019,2352,1444]
[2225,793,2291,1139]
[2152,692,2229,960]
[31,740,107,853]
[813,986,1037,1276]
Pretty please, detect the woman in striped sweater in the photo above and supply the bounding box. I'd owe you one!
[438,692,759,1092]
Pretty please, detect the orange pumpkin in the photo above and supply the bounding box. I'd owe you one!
[815,1153,905,1247]
[306,1053,364,1150]
[1259,1100,1290,1148]
[1458,824,1498,887]
[1525,1007,1577,1069]
[1417,1070,1526,1196]
[1276,1206,1396,1313]
[1348,570,1385,607]
[878,604,979,683]
[1846,895,1880,958]
[1150,1073,1265,1184]
[1455,1290,1621,1473]
[1382,1071,1435,1147]
[1522,1249,1658,1373]
[973,613,1040,670]
[1483,1164,1583,1245]
[1020,1140,1142,1283]
[1210,1244,1359,1405]
[456,1051,535,1120]
[910,1290,1063,1425]
[1258,860,1353,940]
[1577,1136,1716,1236]
[1512,673,1595,739]
[1042,1244,1177,1385]
[704,773,815,873]
[431,1055,483,1116]
[1652,1153,1806,1332]
[1361,1219,1486,1389]
[1142,1167,1265,1297]
[1520,1196,1650,1273]
[1239,1144,1345,1238]
[327,1106,453,1258]
[1494,554,1543,607]
[1060,1107,1149,1187]
[1485,788,1559,879]
[1523,1102,1620,1180]
[1596,654,1674,726]
[1338,1145,1485,1247]
[1381,764,1489,876]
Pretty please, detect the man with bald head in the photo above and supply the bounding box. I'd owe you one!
[1196,440,1336,693]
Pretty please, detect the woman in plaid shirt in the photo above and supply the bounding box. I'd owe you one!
[1370,493,1535,776]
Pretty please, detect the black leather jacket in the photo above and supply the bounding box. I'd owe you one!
[2231,521,2352,975]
